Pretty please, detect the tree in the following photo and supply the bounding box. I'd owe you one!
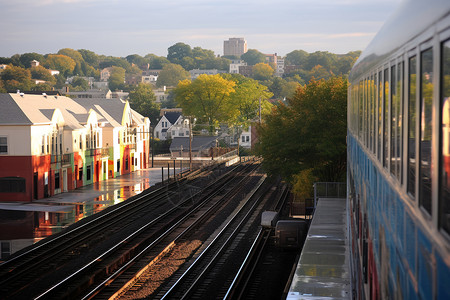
[43,54,76,76]
[1,65,34,92]
[99,57,131,71]
[156,63,190,88]
[78,49,99,67]
[126,54,148,69]
[30,65,56,85]
[285,50,309,67]
[174,74,236,132]
[167,42,192,66]
[145,54,170,69]
[225,74,273,126]
[252,63,274,81]
[19,52,44,68]
[128,83,160,124]
[108,66,126,91]
[0,80,6,93]
[58,48,84,63]
[71,77,90,91]
[304,51,335,70]
[241,49,266,66]
[255,76,347,183]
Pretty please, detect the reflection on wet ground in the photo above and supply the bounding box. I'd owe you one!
[0,167,179,259]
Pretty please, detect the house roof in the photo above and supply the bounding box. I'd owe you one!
[170,136,218,152]
[0,94,32,125]
[74,98,126,127]
[0,93,145,130]
[6,93,88,129]
[164,111,181,124]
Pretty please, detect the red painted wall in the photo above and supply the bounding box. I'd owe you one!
[0,155,52,202]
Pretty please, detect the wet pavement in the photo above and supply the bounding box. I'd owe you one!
[0,167,180,256]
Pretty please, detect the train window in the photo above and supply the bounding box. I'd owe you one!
[408,56,417,198]
[399,62,404,183]
[384,68,390,168]
[419,48,433,215]
[359,80,363,140]
[378,71,383,162]
[391,65,398,178]
[374,73,378,155]
[370,74,375,153]
[365,78,369,147]
[440,40,450,234]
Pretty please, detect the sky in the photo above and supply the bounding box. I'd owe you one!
[0,0,403,58]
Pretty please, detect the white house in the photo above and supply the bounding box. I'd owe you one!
[229,60,247,74]
[154,111,182,140]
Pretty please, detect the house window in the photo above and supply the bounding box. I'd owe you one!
[0,177,26,193]
[0,137,8,154]
[246,136,249,142]
[125,157,129,170]
[117,159,120,172]
[87,165,91,181]
[242,136,246,143]
[42,136,45,154]
[55,172,60,189]
[156,132,159,139]
[79,168,83,180]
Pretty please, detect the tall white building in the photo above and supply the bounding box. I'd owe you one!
[224,38,247,57]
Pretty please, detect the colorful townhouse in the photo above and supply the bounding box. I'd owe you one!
[0,92,150,203]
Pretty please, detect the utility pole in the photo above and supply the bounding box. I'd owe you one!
[189,116,192,171]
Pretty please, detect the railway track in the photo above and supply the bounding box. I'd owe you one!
[0,161,257,299]
[152,176,283,300]
[224,185,297,300]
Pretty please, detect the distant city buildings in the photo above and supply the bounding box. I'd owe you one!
[224,38,247,57]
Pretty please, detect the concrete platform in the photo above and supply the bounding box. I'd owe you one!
[0,167,179,212]
[286,198,351,300]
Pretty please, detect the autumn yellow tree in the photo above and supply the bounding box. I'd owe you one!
[252,63,274,81]
[43,54,76,76]
[174,74,236,132]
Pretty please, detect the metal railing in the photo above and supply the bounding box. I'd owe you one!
[313,182,346,208]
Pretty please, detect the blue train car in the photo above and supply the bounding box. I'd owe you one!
[347,0,450,299]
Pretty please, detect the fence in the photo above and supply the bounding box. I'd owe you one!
[313,182,346,208]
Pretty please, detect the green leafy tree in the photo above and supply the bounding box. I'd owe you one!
[71,77,90,91]
[128,83,160,124]
[43,54,76,76]
[256,76,347,182]
[285,50,309,67]
[78,49,99,67]
[99,57,131,71]
[126,54,148,69]
[156,63,190,88]
[174,74,236,132]
[167,42,193,66]
[145,54,170,69]
[225,74,273,126]
[1,65,34,92]
[241,49,266,66]
[281,81,301,99]
[108,66,126,91]
[19,52,44,68]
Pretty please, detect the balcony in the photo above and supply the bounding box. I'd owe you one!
[85,148,110,158]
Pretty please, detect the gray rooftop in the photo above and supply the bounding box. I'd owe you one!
[0,94,32,125]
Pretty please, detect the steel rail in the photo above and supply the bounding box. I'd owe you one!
[81,164,261,300]
[33,162,256,299]
[160,175,266,300]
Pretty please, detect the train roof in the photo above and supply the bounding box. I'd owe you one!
[349,0,450,82]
